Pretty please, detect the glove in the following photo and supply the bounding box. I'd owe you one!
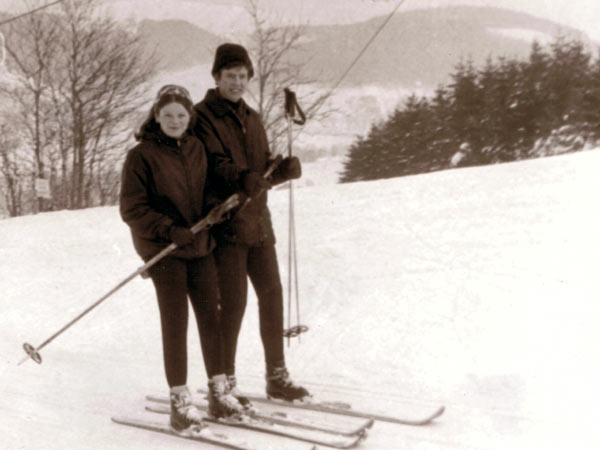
[241,171,271,197]
[169,226,195,246]
[279,156,302,180]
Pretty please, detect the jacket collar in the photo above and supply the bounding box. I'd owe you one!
[203,88,249,118]
[144,130,189,149]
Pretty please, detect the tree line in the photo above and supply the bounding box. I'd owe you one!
[340,37,598,183]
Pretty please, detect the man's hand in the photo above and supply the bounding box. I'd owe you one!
[279,156,302,180]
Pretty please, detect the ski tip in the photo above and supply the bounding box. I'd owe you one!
[111,416,130,426]
[418,405,445,425]
[345,428,368,448]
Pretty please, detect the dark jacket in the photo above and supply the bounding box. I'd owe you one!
[194,88,276,246]
[119,130,215,260]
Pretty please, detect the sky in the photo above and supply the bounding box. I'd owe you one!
[1,0,600,41]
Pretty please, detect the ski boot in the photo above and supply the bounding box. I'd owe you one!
[226,375,255,413]
[169,385,206,433]
[208,374,245,420]
[266,366,311,402]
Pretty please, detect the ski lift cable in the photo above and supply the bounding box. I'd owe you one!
[0,0,65,28]
[281,0,405,342]
[295,0,406,138]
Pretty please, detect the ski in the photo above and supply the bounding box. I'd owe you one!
[146,393,372,436]
[145,403,366,449]
[111,416,257,450]
[197,388,445,426]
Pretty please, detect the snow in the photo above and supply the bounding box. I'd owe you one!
[487,27,557,43]
[2,149,600,449]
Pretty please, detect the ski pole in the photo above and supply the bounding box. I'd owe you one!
[283,88,307,346]
[19,194,241,366]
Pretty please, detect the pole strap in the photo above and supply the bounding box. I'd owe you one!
[284,88,306,125]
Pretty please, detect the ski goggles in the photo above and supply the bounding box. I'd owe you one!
[156,84,192,101]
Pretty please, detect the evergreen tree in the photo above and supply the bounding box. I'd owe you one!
[340,36,596,183]
[546,37,591,129]
[582,55,600,140]
[429,85,457,170]
[448,59,484,155]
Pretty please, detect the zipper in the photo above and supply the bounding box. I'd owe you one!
[232,111,246,134]
[178,139,195,225]
[225,101,246,134]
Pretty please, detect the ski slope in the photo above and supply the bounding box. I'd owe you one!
[1,150,599,449]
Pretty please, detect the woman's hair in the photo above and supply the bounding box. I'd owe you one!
[135,84,195,140]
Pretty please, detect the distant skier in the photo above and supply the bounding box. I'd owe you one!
[119,85,244,432]
[194,43,308,408]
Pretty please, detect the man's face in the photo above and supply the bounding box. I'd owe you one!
[215,65,249,102]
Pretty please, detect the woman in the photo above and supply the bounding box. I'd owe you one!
[119,85,243,433]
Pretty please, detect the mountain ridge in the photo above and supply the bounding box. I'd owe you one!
[137,5,593,89]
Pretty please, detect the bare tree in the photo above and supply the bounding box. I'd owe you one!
[0,0,156,214]
[0,122,30,217]
[53,0,156,209]
[0,0,60,213]
[244,0,331,155]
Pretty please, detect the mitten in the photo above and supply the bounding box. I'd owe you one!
[169,226,195,246]
[270,156,302,185]
[241,171,271,197]
[280,156,302,180]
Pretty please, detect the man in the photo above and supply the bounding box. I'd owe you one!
[194,43,309,408]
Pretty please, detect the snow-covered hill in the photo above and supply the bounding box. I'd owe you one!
[1,150,599,449]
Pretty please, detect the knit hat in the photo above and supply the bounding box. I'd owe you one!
[211,43,254,78]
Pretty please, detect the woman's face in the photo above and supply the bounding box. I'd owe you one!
[155,102,190,139]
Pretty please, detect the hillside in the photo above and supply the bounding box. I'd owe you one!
[1,149,599,449]
[137,19,222,71]
[134,6,592,89]
[296,6,591,87]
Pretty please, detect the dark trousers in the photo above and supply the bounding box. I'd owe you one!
[214,243,285,375]
[149,255,223,387]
